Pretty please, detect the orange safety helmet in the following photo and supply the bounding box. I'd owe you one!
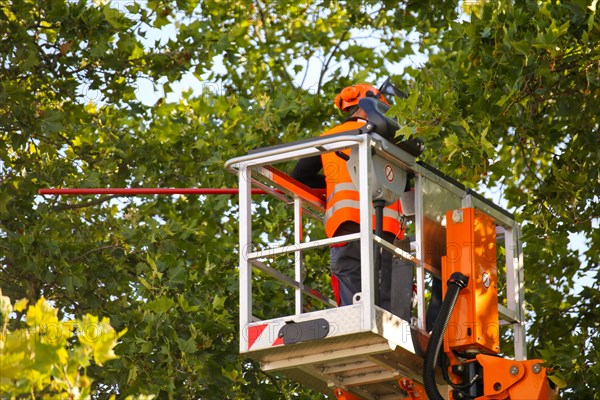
[334,83,389,112]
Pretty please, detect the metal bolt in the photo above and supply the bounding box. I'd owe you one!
[493,382,502,391]
[366,124,373,130]
[452,209,464,223]
[509,365,519,375]
[532,363,542,374]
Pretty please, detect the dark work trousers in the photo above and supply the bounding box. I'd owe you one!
[330,222,413,321]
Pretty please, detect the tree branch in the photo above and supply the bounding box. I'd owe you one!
[72,245,126,262]
[254,1,293,85]
[317,30,350,95]
[517,138,544,187]
[300,52,315,89]
[51,195,115,211]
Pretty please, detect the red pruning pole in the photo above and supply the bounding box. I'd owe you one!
[38,188,326,196]
[38,188,266,196]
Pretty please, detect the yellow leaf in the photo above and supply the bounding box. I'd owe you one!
[14,298,29,313]
[0,5,17,22]
[26,297,59,328]
[78,315,124,366]
[61,320,76,339]
[548,374,567,389]
[84,103,97,114]
[0,351,28,380]
[78,314,99,346]
[56,346,69,365]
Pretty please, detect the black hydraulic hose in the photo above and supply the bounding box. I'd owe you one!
[423,272,469,400]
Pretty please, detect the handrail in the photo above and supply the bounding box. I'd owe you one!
[225,134,367,172]
[248,233,361,260]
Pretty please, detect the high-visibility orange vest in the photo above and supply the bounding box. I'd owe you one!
[320,120,404,238]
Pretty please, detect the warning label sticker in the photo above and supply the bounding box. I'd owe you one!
[384,164,394,182]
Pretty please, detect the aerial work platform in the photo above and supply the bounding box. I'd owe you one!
[243,304,435,399]
[226,132,526,399]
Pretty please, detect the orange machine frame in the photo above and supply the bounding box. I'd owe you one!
[440,208,557,400]
[442,208,500,355]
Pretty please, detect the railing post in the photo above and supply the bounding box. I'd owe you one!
[515,225,527,359]
[504,224,527,360]
[358,138,375,331]
[414,174,426,331]
[294,196,304,315]
[239,163,253,353]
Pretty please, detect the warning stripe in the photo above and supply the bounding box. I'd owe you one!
[247,324,267,350]
[248,323,285,350]
[272,336,284,346]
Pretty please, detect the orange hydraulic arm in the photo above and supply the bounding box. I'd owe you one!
[333,388,364,400]
[423,208,557,400]
[333,379,426,400]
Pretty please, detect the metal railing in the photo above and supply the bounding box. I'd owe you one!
[226,132,526,358]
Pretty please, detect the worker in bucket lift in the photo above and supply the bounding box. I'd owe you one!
[291,83,413,322]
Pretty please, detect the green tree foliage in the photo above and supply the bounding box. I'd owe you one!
[0,292,132,399]
[0,0,597,398]
[389,1,599,396]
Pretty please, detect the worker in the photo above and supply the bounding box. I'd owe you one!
[291,83,413,321]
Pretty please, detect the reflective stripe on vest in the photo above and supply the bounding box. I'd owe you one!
[325,200,402,225]
[326,183,357,203]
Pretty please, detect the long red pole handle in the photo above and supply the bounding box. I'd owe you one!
[38,188,325,196]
